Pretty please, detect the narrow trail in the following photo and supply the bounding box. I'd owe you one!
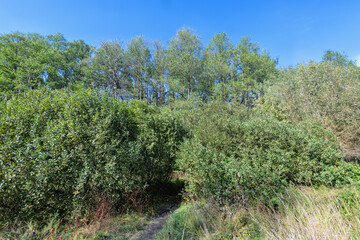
[130,202,180,240]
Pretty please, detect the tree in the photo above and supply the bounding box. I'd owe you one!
[322,50,356,67]
[150,41,168,105]
[167,27,203,100]
[203,32,234,101]
[45,34,93,89]
[232,37,278,106]
[87,40,128,99]
[61,39,93,89]
[0,32,93,95]
[0,32,47,93]
[125,36,151,101]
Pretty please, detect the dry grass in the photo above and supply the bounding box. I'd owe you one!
[0,192,148,240]
[164,186,360,239]
[250,186,360,240]
[4,186,360,239]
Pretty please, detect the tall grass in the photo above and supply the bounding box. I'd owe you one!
[156,186,360,239]
[251,186,360,240]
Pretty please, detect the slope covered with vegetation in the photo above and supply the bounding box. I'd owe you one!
[0,29,359,239]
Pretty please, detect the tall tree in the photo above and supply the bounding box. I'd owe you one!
[0,32,47,93]
[0,32,93,95]
[167,27,203,99]
[125,36,151,101]
[232,37,278,106]
[203,32,234,101]
[45,34,92,89]
[150,41,168,105]
[87,40,128,99]
[322,50,356,67]
[61,39,93,88]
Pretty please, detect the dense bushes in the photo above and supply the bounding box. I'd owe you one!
[1,62,359,231]
[177,101,360,204]
[0,89,186,224]
[260,62,360,158]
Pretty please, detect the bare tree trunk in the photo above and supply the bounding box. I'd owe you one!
[188,81,190,99]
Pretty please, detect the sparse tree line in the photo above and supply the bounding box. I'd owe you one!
[0,27,278,106]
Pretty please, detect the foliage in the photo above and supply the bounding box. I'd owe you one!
[84,40,128,99]
[322,50,357,67]
[0,32,93,96]
[167,27,203,100]
[203,32,234,102]
[177,101,359,205]
[203,34,278,104]
[0,30,277,106]
[0,212,149,240]
[260,61,360,157]
[0,89,186,224]
[126,36,152,101]
[336,183,360,222]
[231,37,278,106]
[1,29,360,238]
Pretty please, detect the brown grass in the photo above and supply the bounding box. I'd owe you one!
[250,187,360,240]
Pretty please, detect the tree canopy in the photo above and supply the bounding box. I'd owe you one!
[0,29,278,105]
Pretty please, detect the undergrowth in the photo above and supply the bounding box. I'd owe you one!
[157,185,360,239]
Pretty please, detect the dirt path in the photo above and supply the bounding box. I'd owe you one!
[130,202,179,240]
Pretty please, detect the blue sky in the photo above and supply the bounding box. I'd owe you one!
[1,0,359,67]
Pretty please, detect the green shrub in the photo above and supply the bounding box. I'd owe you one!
[259,62,360,156]
[177,102,359,205]
[0,89,186,224]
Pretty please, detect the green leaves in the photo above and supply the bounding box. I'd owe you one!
[0,30,278,106]
[260,61,360,156]
[0,32,93,96]
[322,50,356,67]
[176,102,357,205]
[167,27,203,99]
[0,89,186,224]
[232,37,278,105]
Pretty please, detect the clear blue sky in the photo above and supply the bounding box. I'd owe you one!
[1,0,359,67]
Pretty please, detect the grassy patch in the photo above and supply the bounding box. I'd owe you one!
[250,186,360,239]
[156,186,360,239]
[0,212,149,240]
